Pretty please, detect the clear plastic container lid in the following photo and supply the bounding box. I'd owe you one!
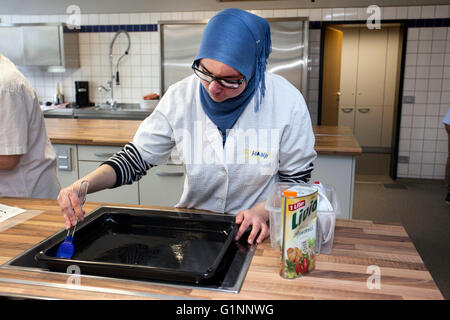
[265,181,340,253]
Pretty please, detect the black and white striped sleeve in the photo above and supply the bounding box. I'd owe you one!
[102,142,154,188]
[278,162,314,183]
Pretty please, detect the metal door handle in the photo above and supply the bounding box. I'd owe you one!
[155,171,184,177]
[341,108,353,113]
[358,108,370,114]
[93,152,116,158]
[336,92,342,96]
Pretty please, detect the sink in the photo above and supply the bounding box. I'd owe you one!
[43,102,158,120]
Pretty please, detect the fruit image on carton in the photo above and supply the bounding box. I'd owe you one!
[280,185,318,279]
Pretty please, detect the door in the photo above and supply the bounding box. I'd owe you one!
[321,27,343,125]
[355,28,388,106]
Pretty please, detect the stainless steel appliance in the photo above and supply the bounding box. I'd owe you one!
[159,17,309,98]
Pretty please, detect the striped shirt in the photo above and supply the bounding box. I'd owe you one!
[103,142,313,188]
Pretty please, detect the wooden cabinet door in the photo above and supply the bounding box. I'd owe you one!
[355,28,388,107]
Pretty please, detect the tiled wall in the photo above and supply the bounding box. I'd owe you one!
[1,5,450,180]
[399,27,450,179]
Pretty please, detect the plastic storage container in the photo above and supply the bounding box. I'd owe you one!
[265,182,340,255]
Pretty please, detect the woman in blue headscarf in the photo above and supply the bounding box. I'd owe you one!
[58,9,317,246]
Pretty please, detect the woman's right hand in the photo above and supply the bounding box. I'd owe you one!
[57,182,87,229]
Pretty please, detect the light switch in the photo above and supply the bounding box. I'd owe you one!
[56,147,72,171]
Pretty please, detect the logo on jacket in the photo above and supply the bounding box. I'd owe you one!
[244,149,270,161]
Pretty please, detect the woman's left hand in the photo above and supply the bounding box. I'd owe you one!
[235,201,270,245]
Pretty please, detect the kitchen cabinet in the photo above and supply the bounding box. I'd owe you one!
[338,26,401,149]
[354,105,383,147]
[139,165,185,207]
[0,23,79,71]
[52,144,185,206]
[312,154,356,220]
[78,160,139,205]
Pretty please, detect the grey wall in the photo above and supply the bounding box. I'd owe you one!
[2,0,450,15]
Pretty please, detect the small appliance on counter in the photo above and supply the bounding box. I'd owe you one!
[74,81,93,108]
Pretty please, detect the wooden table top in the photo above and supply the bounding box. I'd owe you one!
[0,197,442,300]
[44,118,362,156]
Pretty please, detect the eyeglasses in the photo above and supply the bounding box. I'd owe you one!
[192,62,245,89]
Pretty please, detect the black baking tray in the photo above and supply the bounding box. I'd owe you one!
[35,206,237,283]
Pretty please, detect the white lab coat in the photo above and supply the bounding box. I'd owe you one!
[133,73,316,214]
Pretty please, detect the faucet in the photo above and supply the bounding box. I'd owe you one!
[98,30,131,109]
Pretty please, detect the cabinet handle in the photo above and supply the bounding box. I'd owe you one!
[341,108,353,113]
[358,108,370,114]
[155,171,184,177]
[93,152,116,158]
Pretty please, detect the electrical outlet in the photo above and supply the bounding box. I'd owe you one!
[403,96,415,104]
[398,155,409,164]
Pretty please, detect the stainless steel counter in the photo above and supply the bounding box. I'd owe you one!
[43,102,157,120]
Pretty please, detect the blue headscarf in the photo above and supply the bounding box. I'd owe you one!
[194,8,272,145]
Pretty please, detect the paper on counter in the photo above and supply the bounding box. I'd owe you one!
[0,203,26,223]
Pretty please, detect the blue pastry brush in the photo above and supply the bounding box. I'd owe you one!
[56,180,89,259]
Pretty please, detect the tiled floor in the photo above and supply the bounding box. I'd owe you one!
[353,152,449,299]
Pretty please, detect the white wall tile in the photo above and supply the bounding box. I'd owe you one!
[309,9,321,21]
[418,41,432,53]
[383,7,396,20]
[430,53,444,66]
[429,79,442,91]
[407,6,422,19]
[411,127,425,140]
[410,139,423,151]
[297,9,310,18]
[415,78,428,91]
[426,104,440,116]
[435,6,449,19]
[332,8,345,21]
[433,28,447,40]
[417,53,431,66]
[434,164,445,177]
[408,163,421,177]
[405,66,416,78]
[428,92,441,104]
[407,41,418,53]
[322,8,332,21]
[416,66,430,78]
[435,152,447,165]
[406,53,417,66]
[408,28,419,41]
[430,66,443,78]
[419,28,433,41]
[445,53,450,65]
[432,41,446,53]
[412,115,425,127]
[421,164,435,177]
[436,140,448,153]
[344,8,357,21]
[397,163,409,176]
[421,6,435,19]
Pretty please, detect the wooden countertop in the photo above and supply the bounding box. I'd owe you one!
[0,197,442,300]
[44,118,362,156]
